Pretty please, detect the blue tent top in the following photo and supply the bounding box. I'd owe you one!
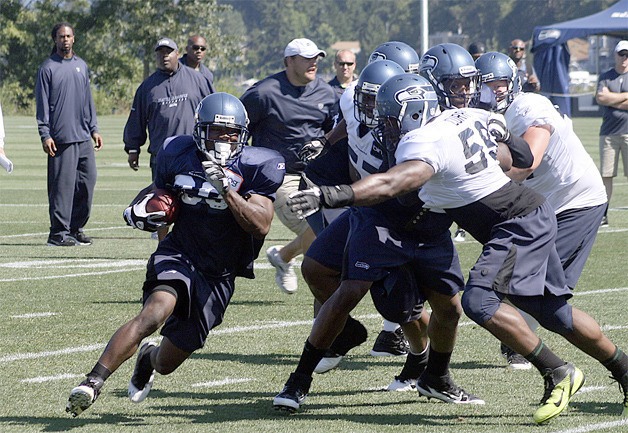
[532,0,628,116]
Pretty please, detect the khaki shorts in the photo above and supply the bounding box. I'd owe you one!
[273,174,310,235]
[599,134,628,177]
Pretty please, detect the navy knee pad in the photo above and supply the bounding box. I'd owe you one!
[461,285,502,325]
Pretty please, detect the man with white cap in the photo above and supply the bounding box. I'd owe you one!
[595,39,628,227]
[241,38,338,294]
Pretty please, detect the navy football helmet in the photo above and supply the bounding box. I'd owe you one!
[354,60,405,127]
[193,92,249,166]
[368,41,420,73]
[419,43,481,109]
[475,51,521,113]
[373,73,439,151]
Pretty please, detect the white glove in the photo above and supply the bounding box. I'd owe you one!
[122,193,167,232]
[487,113,511,143]
[202,160,230,195]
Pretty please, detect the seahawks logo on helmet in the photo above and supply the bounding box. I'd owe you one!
[420,54,438,72]
[394,85,428,104]
[369,51,387,62]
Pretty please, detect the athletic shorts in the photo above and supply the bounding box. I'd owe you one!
[599,134,628,178]
[466,201,571,298]
[305,209,350,272]
[344,207,463,298]
[555,204,605,289]
[143,246,235,353]
[273,174,310,235]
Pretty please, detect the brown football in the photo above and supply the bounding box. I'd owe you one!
[145,188,180,224]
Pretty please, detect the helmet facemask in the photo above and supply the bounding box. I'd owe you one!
[194,118,249,166]
[354,82,380,127]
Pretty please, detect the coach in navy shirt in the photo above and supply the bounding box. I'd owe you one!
[241,38,338,294]
[36,22,103,247]
[123,37,211,178]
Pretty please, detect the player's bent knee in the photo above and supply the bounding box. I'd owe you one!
[461,286,500,326]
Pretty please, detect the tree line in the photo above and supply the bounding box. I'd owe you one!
[0,0,616,115]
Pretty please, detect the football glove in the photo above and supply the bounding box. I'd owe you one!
[288,185,354,219]
[202,160,230,195]
[487,113,511,143]
[298,136,330,162]
[122,193,167,232]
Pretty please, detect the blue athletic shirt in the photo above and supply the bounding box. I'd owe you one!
[241,71,338,174]
[35,53,98,144]
[153,136,285,279]
[124,65,211,156]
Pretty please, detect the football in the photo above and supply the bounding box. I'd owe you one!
[145,188,180,224]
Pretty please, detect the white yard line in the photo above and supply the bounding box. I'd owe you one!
[191,377,254,388]
[548,419,628,433]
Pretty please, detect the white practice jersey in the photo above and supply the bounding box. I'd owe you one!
[395,108,510,209]
[505,93,606,214]
[339,83,386,180]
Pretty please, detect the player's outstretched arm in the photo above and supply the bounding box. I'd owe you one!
[350,160,434,206]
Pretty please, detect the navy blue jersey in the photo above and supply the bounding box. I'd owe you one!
[123,65,211,156]
[153,136,285,278]
[241,71,338,174]
[35,53,98,144]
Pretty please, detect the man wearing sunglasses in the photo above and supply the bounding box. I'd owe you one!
[595,40,628,227]
[508,38,540,92]
[180,35,216,92]
[329,49,357,97]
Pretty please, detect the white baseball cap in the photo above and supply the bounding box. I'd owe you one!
[284,38,326,59]
[614,40,628,53]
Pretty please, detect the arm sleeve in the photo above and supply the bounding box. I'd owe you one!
[505,134,534,169]
[123,85,147,153]
[85,66,99,134]
[35,66,51,141]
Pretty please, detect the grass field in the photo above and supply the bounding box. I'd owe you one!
[0,115,626,433]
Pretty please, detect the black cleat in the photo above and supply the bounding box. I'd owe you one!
[66,376,104,417]
[273,372,312,413]
[416,372,485,404]
[371,328,409,356]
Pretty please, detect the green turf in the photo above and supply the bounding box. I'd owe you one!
[0,115,626,433]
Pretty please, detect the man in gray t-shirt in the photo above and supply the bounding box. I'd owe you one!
[595,40,628,226]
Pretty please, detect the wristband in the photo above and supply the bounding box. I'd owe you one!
[319,184,355,208]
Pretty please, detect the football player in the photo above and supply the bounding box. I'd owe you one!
[273,74,484,413]
[66,93,285,417]
[287,73,628,424]
[475,52,610,370]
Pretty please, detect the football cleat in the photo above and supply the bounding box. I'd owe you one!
[501,343,532,370]
[416,372,485,404]
[453,228,466,242]
[266,246,298,294]
[371,328,409,356]
[533,363,585,424]
[66,376,104,417]
[387,377,417,392]
[612,371,627,417]
[314,349,343,374]
[387,351,428,391]
[128,342,157,403]
[273,372,312,413]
